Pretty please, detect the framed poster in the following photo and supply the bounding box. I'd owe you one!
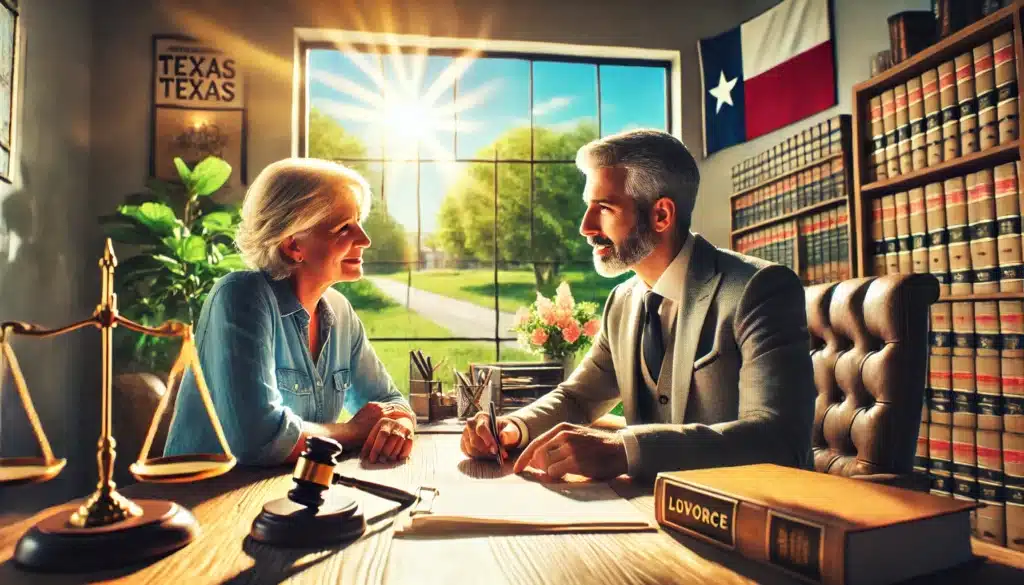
[0,0,20,183]
[150,35,247,186]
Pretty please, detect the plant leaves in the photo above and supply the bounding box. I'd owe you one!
[152,254,185,275]
[179,235,207,263]
[118,202,181,236]
[198,211,237,235]
[99,213,161,246]
[190,157,232,196]
[216,253,247,271]
[174,157,192,186]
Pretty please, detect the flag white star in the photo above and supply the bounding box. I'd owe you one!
[708,71,738,114]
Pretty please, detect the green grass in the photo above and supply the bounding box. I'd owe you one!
[381,267,632,314]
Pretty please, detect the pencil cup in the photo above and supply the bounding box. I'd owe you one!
[457,383,486,419]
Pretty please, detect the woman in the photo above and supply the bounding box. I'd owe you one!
[164,158,415,466]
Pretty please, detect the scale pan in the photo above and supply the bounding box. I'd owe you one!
[130,453,235,483]
[0,457,67,486]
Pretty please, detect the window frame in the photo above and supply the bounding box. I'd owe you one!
[294,30,681,354]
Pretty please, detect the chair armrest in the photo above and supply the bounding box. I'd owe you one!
[849,472,931,492]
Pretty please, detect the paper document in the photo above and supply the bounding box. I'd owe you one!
[393,480,657,536]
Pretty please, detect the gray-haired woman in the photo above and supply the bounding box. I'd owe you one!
[164,158,414,466]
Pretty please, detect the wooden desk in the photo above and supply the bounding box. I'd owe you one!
[1,432,1023,584]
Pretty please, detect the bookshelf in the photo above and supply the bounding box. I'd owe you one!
[729,117,855,286]
[849,1,1024,555]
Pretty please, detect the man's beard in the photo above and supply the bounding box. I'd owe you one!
[589,209,658,277]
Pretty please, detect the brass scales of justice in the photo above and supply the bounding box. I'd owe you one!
[0,239,236,572]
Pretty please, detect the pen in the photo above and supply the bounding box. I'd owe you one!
[488,400,504,467]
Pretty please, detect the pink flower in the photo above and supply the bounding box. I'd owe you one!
[555,282,574,309]
[514,307,531,328]
[555,308,574,328]
[530,328,549,346]
[582,319,601,337]
[539,304,558,326]
[561,320,581,344]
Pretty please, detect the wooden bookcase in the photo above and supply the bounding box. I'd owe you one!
[849,1,1024,556]
[728,121,856,285]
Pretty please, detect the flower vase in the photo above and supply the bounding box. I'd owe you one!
[544,352,575,382]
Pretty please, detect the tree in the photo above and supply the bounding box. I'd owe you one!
[307,108,410,269]
[435,121,596,287]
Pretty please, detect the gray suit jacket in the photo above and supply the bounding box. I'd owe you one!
[507,234,815,480]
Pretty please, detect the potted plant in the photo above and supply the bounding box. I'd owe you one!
[98,156,243,474]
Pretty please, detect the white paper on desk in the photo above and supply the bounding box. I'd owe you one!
[393,480,657,536]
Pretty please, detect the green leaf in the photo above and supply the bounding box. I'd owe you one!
[118,202,180,236]
[152,254,185,275]
[179,235,207,263]
[190,157,232,196]
[99,214,161,246]
[198,211,236,234]
[216,253,247,271]
[174,158,192,184]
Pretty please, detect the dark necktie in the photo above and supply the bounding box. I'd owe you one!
[642,291,665,383]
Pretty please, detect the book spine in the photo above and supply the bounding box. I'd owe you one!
[968,168,999,293]
[895,83,912,175]
[974,40,998,150]
[994,32,1018,145]
[1000,300,1024,435]
[930,422,954,497]
[927,181,952,295]
[654,476,842,585]
[872,198,887,275]
[953,301,978,429]
[940,60,961,161]
[882,194,899,275]
[895,191,913,274]
[996,163,1023,291]
[801,217,813,284]
[977,429,1007,546]
[908,75,927,171]
[931,302,954,425]
[945,176,972,295]
[924,68,944,167]
[916,421,931,474]
[909,187,929,274]
[1004,432,1024,552]
[837,207,850,281]
[870,94,888,182]
[883,88,900,178]
[952,425,979,537]
[976,300,1003,432]
[956,51,978,156]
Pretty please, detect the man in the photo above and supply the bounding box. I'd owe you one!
[461,129,815,482]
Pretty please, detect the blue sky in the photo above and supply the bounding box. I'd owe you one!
[307,49,667,233]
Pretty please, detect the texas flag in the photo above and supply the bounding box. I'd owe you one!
[698,0,836,157]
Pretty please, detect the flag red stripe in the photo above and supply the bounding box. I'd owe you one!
[744,40,835,140]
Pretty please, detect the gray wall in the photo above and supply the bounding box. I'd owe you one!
[0,0,95,514]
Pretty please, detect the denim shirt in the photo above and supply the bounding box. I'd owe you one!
[163,270,408,466]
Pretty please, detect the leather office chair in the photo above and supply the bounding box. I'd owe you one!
[805,274,939,489]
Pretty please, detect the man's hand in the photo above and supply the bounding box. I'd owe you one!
[512,422,628,480]
[460,412,521,460]
[361,415,415,463]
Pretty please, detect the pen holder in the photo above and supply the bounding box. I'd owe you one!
[456,383,487,419]
[409,378,442,422]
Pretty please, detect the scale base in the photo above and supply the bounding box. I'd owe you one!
[250,496,366,548]
[14,499,198,572]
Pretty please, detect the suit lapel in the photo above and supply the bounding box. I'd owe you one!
[669,235,722,423]
[619,281,645,423]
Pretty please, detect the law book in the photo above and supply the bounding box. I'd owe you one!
[930,422,954,497]
[931,302,954,424]
[939,59,961,161]
[995,162,1023,291]
[973,41,998,150]
[909,187,928,273]
[916,421,931,476]
[927,181,952,294]
[1004,431,1024,551]
[952,301,978,429]
[872,198,888,275]
[811,163,823,205]
[908,75,927,170]
[654,464,975,585]
[955,51,978,156]
[993,31,1018,144]
[811,213,824,284]
[801,216,814,284]
[827,208,839,282]
[945,175,972,295]
[976,429,1007,546]
[895,83,912,174]
[837,206,850,281]
[894,191,913,274]
[923,68,944,166]
[882,88,900,178]
[882,194,900,275]
[967,168,999,293]
[870,94,887,181]
[976,300,1004,432]
[999,300,1024,434]
[952,425,980,538]
[830,154,846,201]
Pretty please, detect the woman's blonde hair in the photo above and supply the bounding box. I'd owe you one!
[235,158,372,279]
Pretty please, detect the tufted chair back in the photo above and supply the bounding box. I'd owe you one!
[805,274,939,485]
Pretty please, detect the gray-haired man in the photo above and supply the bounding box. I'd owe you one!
[461,129,815,482]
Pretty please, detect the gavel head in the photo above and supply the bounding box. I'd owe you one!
[287,436,342,510]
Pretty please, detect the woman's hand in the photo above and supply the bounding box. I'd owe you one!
[361,415,415,463]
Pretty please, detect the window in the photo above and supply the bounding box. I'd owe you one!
[299,34,675,396]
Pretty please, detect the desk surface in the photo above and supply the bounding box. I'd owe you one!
[1,431,1023,585]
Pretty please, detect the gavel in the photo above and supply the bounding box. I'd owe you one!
[250,436,418,548]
